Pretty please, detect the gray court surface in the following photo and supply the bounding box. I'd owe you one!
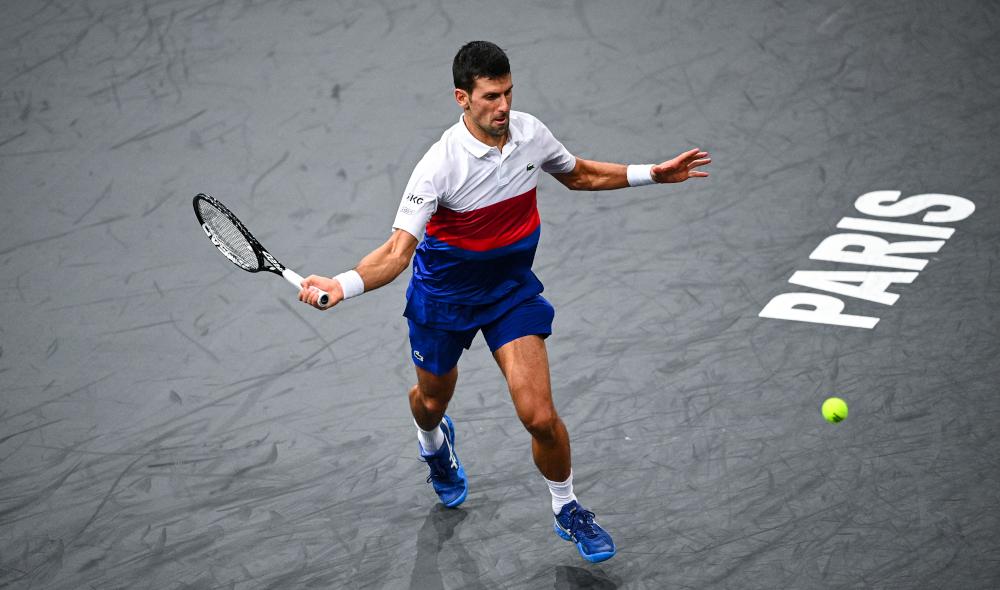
[2,1,999,588]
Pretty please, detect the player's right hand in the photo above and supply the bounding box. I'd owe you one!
[298,275,344,310]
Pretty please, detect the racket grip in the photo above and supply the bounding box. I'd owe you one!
[283,269,330,308]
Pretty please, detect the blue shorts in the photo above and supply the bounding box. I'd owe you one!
[408,295,555,375]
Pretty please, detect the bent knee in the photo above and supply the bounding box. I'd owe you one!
[519,407,560,439]
[411,384,449,414]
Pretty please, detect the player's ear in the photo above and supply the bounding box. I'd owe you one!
[455,88,470,110]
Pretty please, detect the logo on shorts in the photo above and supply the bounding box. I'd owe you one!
[406,194,424,205]
[413,350,424,361]
[526,163,535,171]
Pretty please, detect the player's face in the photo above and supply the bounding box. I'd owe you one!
[458,74,513,140]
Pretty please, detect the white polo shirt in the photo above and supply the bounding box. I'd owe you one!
[393,110,576,243]
[393,110,576,326]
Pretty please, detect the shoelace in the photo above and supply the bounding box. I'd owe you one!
[423,447,459,484]
[569,508,600,540]
[425,461,446,484]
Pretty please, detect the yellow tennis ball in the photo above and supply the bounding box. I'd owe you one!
[822,397,848,423]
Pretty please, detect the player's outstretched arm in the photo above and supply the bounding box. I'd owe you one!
[298,229,418,309]
[552,148,711,191]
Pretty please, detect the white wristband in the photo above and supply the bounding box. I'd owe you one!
[626,164,656,187]
[333,270,364,299]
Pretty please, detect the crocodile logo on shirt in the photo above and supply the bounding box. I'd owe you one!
[526,163,535,171]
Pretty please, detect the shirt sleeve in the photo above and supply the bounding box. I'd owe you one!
[392,159,440,242]
[536,121,577,174]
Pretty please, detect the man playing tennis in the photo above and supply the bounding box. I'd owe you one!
[299,41,710,563]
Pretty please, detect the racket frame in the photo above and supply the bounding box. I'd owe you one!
[194,193,330,307]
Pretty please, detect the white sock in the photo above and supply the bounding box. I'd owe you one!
[415,418,444,455]
[544,471,578,515]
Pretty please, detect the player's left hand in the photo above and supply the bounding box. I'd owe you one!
[651,148,711,183]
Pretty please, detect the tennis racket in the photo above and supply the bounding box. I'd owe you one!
[193,193,330,307]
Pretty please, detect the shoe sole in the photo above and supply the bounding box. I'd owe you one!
[443,480,468,508]
[553,522,616,563]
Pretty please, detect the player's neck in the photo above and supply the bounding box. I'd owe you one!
[462,115,508,151]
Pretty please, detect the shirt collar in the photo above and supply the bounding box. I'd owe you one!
[457,114,519,158]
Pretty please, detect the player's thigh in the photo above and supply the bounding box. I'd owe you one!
[493,335,555,417]
[486,295,556,409]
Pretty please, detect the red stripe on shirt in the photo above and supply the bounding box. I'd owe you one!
[426,188,540,252]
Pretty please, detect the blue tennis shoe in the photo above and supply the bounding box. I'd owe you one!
[554,500,616,563]
[420,415,468,508]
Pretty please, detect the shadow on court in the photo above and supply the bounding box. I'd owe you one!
[410,505,483,590]
[553,565,620,589]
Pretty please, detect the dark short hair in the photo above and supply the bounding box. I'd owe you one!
[453,41,510,93]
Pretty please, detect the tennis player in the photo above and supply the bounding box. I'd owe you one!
[299,41,710,563]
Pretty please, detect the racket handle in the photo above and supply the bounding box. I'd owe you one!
[283,269,330,308]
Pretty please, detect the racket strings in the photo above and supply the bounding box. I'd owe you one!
[198,203,260,270]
